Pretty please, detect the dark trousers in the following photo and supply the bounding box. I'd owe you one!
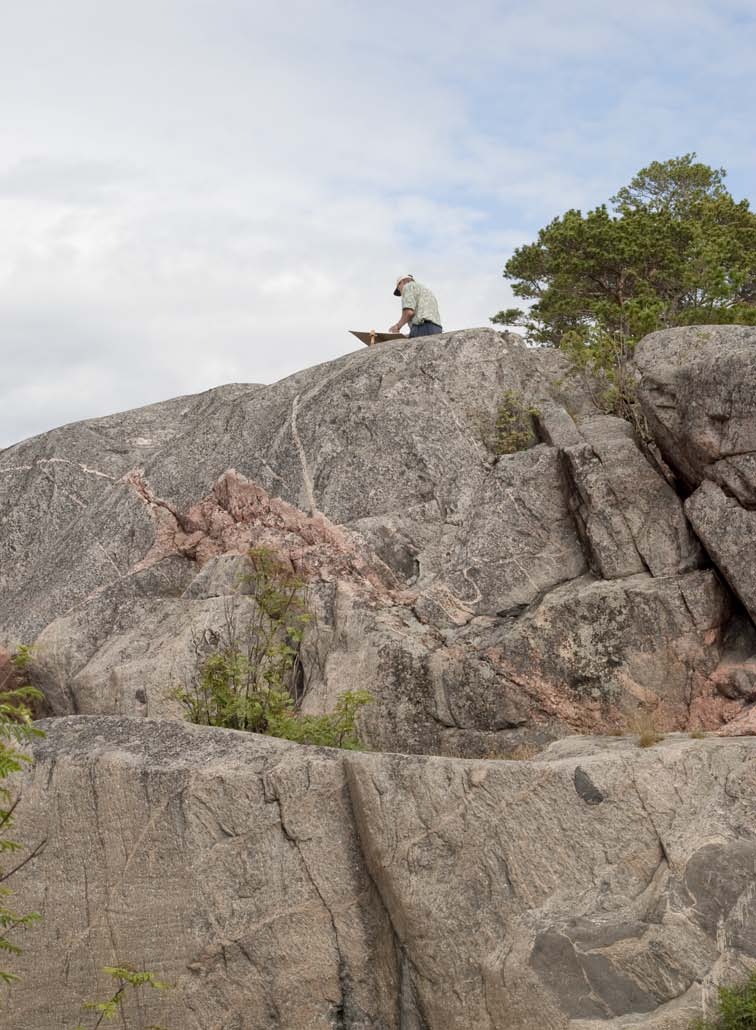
[409,321,443,337]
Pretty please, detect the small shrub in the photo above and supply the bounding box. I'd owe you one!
[560,326,639,419]
[689,728,706,740]
[0,648,45,986]
[172,547,310,733]
[76,965,171,1029]
[632,710,665,748]
[507,742,542,761]
[691,971,756,1028]
[173,548,372,749]
[638,729,665,748]
[269,690,373,750]
[494,390,540,454]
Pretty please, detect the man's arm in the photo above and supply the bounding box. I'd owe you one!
[389,308,415,333]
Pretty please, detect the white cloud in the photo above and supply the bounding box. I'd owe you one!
[0,0,754,446]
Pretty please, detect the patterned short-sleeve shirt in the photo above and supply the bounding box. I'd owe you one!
[400,281,441,326]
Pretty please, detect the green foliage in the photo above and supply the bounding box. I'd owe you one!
[493,154,756,415]
[559,324,640,420]
[76,965,171,1029]
[494,390,540,454]
[611,155,729,216]
[172,548,310,733]
[174,548,372,749]
[691,971,756,1029]
[269,689,373,750]
[0,648,45,986]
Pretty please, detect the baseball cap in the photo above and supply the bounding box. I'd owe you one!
[393,274,414,296]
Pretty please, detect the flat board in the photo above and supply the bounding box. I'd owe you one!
[350,330,406,346]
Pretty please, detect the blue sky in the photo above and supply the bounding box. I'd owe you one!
[0,0,754,446]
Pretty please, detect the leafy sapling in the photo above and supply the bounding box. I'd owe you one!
[76,965,172,1029]
[173,548,373,749]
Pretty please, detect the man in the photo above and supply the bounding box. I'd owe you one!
[389,275,443,337]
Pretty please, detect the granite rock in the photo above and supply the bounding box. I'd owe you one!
[2,328,752,747]
[6,718,756,1030]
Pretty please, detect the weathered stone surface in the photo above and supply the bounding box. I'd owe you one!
[563,416,702,579]
[7,718,756,1029]
[484,570,732,729]
[635,325,756,502]
[685,480,756,621]
[631,325,756,732]
[418,443,586,620]
[0,330,584,644]
[3,326,753,747]
[710,613,756,702]
[298,568,734,758]
[0,385,259,617]
[534,400,585,448]
[719,705,756,736]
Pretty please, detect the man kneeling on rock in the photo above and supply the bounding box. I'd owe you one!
[389,275,443,337]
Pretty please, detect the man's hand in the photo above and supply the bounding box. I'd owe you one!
[390,308,415,334]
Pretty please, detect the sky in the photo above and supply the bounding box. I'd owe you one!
[1,0,755,447]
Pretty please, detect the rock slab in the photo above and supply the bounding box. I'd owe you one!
[6,718,756,1030]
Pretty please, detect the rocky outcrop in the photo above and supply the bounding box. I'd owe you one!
[2,327,753,752]
[635,326,756,729]
[7,325,756,1029]
[7,718,756,1030]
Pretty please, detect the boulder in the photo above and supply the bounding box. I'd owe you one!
[7,717,756,1029]
[484,570,731,729]
[634,325,756,501]
[685,480,756,622]
[710,613,756,703]
[718,705,756,736]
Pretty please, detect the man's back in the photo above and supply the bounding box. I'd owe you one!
[401,280,441,327]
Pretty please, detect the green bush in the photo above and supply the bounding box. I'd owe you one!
[493,155,756,421]
[692,972,756,1028]
[270,689,373,750]
[494,390,540,454]
[559,325,639,419]
[0,647,45,985]
[173,548,372,749]
[493,155,756,350]
[172,548,310,733]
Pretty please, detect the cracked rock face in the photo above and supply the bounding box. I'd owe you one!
[1,327,753,752]
[634,325,756,501]
[6,326,756,1028]
[636,326,756,641]
[7,718,756,1030]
